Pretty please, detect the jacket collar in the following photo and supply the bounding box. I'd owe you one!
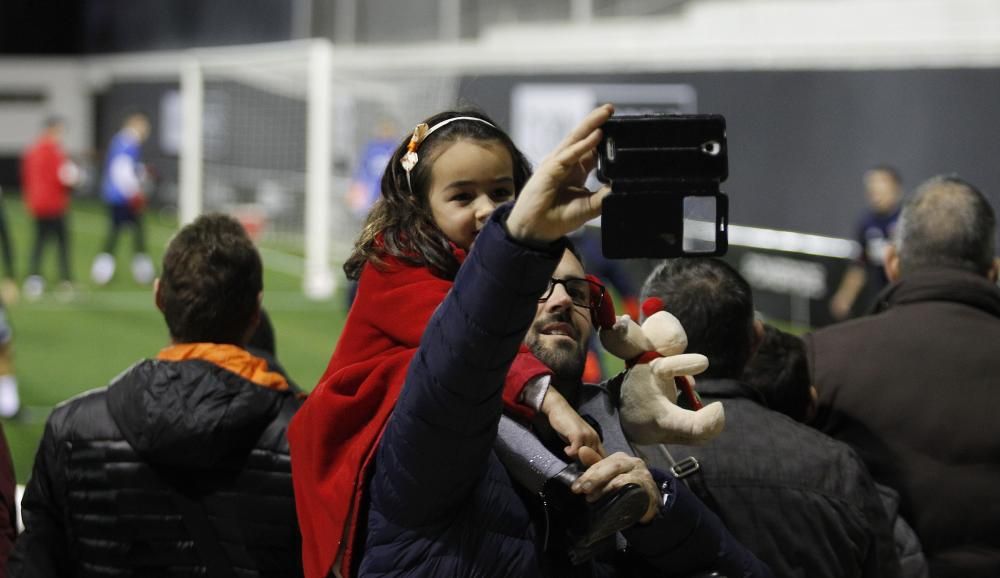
[691,377,767,406]
[157,343,289,391]
[872,266,1000,317]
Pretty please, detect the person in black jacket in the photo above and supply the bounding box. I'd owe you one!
[9,214,303,577]
[640,258,902,578]
[807,175,1000,578]
[359,104,771,578]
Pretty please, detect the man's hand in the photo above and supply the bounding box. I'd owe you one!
[507,104,614,245]
[540,387,606,459]
[571,446,661,524]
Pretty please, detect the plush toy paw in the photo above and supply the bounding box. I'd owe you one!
[619,355,724,445]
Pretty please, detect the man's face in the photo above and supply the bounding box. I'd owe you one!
[524,250,593,382]
[865,169,902,215]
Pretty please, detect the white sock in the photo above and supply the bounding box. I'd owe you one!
[0,375,20,418]
[131,254,155,285]
[91,253,116,286]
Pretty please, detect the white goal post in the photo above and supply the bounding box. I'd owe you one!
[175,40,336,300]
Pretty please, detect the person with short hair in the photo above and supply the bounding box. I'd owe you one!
[742,324,815,424]
[641,258,901,578]
[11,214,303,576]
[830,165,905,320]
[807,175,1000,578]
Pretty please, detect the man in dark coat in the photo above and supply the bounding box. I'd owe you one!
[355,105,771,578]
[10,214,303,577]
[641,258,901,578]
[806,175,1000,578]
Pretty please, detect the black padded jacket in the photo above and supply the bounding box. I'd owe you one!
[9,356,303,577]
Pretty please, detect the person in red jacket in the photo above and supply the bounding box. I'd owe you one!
[20,117,78,300]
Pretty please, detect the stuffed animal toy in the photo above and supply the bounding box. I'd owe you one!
[592,286,725,445]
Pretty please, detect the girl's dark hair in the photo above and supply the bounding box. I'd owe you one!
[343,109,532,281]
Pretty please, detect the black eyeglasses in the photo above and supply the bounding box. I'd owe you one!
[539,277,606,310]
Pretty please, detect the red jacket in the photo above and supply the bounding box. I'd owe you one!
[21,136,70,218]
[288,252,550,578]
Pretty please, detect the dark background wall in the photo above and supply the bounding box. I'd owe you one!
[459,68,1000,238]
[0,0,292,55]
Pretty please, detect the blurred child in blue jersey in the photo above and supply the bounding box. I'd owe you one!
[90,113,155,286]
[343,119,398,308]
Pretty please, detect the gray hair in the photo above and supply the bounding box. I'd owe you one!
[895,175,996,276]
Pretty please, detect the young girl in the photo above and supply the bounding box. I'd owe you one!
[289,110,641,578]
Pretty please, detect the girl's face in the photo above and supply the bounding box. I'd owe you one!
[426,139,515,251]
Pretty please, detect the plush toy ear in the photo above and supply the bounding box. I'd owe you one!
[587,274,617,330]
[641,297,664,320]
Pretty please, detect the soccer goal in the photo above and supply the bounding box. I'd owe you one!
[82,38,462,300]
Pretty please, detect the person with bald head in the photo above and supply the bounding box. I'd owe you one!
[806,175,1000,578]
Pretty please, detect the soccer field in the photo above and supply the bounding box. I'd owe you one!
[1,195,346,483]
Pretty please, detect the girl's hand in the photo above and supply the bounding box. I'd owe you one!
[507,104,614,244]
[540,386,606,459]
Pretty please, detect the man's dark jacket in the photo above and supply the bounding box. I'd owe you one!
[806,267,1000,578]
[10,354,304,577]
[653,379,900,578]
[359,205,770,577]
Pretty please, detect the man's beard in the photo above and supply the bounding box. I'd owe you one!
[524,312,588,383]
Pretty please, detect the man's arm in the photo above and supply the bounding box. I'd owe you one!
[8,419,71,577]
[830,264,867,320]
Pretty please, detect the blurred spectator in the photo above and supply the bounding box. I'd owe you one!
[742,324,815,423]
[641,258,901,578]
[807,175,1000,578]
[90,113,155,287]
[0,424,15,576]
[746,324,928,578]
[830,165,904,320]
[0,301,19,419]
[20,117,78,301]
[344,120,397,309]
[11,214,303,576]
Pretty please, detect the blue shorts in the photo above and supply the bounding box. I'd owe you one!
[110,203,140,226]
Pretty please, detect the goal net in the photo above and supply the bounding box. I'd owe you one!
[183,41,461,299]
[90,39,461,299]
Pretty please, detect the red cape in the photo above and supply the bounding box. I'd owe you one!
[288,254,548,578]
